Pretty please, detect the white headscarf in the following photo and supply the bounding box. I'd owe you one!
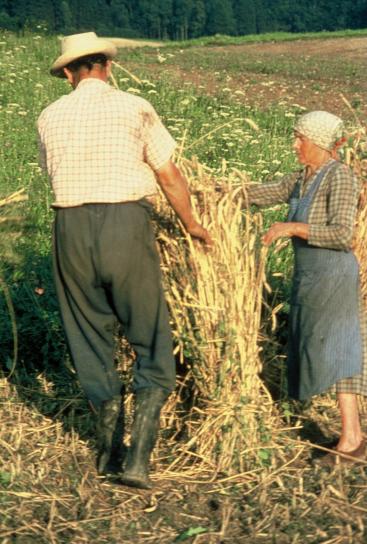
[295,111,344,151]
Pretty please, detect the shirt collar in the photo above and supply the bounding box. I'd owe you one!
[303,158,336,184]
[75,78,109,90]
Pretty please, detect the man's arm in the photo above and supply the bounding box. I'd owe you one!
[156,160,212,245]
[37,117,47,173]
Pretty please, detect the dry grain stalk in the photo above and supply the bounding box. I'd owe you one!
[0,190,26,377]
[155,157,275,473]
[337,96,367,309]
[344,123,367,308]
[337,116,367,416]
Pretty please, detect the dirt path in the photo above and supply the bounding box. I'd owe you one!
[213,36,367,60]
[109,37,164,48]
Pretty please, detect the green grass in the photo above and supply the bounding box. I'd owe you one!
[0,26,360,374]
[0,31,300,372]
[1,28,367,544]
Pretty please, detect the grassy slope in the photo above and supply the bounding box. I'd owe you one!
[0,29,367,543]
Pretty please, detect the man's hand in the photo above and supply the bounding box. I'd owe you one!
[156,160,212,246]
[185,221,213,246]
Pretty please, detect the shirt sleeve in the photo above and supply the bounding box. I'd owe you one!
[245,173,298,207]
[308,164,360,250]
[36,115,47,173]
[142,102,176,171]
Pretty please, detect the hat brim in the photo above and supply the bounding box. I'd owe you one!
[50,40,117,78]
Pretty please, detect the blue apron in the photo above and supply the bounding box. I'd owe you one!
[286,160,362,400]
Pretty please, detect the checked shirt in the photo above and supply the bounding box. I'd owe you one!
[246,160,360,251]
[37,78,176,207]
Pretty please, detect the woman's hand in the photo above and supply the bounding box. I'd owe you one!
[262,222,309,246]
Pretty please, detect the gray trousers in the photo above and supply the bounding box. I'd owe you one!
[52,201,176,408]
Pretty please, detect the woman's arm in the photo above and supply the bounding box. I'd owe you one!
[245,172,298,208]
[307,164,360,251]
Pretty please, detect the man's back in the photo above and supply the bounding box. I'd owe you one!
[38,78,175,207]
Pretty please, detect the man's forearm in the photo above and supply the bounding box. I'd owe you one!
[156,161,197,229]
[156,160,212,245]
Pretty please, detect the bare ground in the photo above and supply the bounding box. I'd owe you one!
[123,36,367,118]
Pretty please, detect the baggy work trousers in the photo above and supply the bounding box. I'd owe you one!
[52,201,176,408]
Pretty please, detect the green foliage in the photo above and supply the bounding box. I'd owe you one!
[174,526,208,541]
[0,471,12,486]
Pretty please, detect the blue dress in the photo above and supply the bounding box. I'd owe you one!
[287,161,362,399]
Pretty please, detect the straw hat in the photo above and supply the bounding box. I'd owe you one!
[50,32,117,78]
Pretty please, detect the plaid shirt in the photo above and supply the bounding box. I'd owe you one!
[37,78,176,207]
[247,160,360,250]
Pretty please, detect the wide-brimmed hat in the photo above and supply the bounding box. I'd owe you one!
[50,32,117,78]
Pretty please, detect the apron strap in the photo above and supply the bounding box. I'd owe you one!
[287,160,338,222]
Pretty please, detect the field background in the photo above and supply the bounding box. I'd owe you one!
[1,30,367,543]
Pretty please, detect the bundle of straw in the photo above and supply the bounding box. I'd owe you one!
[0,189,27,377]
[346,125,367,307]
[155,158,274,474]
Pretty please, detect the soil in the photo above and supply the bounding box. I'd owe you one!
[109,37,164,48]
[125,36,367,118]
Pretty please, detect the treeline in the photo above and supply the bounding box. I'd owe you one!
[1,0,367,39]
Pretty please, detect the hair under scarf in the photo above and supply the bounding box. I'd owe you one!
[294,110,344,151]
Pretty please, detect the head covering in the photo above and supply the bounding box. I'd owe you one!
[294,110,344,151]
[50,32,117,78]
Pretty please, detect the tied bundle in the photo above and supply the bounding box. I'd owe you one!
[154,157,276,474]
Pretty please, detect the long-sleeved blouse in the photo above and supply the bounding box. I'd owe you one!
[246,161,360,251]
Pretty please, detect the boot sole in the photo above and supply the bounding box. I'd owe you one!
[118,474,153,490]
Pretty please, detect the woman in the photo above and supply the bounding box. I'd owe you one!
[247,110,366,463]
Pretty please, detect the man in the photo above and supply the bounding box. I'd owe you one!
[38,32,211,489]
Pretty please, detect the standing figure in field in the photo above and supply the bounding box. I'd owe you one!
[37,32,211,489]
[247,110,366,463]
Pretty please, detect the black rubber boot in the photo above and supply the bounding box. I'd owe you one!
[119,388,168,490]
[96,393,126,475]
